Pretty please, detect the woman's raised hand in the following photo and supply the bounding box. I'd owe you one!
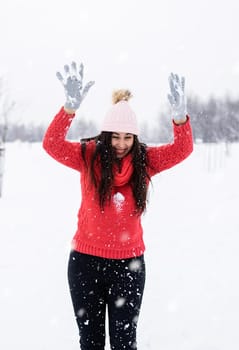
[167,73,187,123]
[56,61,95,111]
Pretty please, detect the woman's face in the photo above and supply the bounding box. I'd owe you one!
[111,132,134,158]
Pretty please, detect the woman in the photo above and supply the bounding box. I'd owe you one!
[43,62,193,350]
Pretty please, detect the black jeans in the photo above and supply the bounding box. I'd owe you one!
[68,251,146,350]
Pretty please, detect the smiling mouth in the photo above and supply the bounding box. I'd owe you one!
[116,149,127,154]
[115,149,128,157]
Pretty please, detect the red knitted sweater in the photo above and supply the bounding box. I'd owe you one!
[43,107,193,259]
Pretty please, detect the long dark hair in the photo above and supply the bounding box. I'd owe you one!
[81,132,150,213]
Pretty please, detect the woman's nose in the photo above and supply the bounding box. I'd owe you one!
[118,140,125,148]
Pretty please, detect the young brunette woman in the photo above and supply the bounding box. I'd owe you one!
[43,62,193,350]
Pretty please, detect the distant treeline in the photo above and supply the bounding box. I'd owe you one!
[1,95,239,143]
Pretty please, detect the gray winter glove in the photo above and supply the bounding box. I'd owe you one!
[56,61,95,110]
[167,73,187,122]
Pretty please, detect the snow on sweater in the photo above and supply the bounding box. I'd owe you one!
[43,107,193,259]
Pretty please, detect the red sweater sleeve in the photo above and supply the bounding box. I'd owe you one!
[42,107,84,171]
[147,116,193,176]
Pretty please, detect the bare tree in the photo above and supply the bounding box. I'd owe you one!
[0,78,15,197]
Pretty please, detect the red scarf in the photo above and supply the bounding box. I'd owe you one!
[92,153,133,188]
[113,154,133,186]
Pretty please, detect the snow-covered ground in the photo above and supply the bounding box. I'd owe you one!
[0,142,238,350]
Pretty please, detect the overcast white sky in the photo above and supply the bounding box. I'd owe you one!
[0,0,239,127]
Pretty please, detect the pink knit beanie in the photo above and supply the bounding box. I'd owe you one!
[101,89,139,135]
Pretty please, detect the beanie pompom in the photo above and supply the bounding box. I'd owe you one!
[112,89,132,104]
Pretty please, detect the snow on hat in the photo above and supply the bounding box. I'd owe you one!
[101,89,139,135]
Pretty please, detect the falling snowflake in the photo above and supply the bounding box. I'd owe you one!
[124,323,130,330]
[77,308,86,317]
[128,259,142,272]
[115,297,126,308]
[120,231,130,242]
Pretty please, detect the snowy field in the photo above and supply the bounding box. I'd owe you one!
[0,141,239,350]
